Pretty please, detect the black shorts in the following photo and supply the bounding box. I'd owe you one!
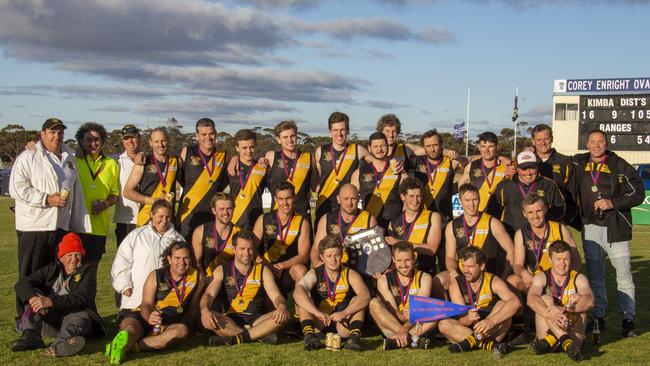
[117,309,153,335]
[226,312,263,327]
[277,270,296,296]
[79,233,107,262]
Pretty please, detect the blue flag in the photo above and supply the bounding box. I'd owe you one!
[409,295,473,323]
[452,122,466,139]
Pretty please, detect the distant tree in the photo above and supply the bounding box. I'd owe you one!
[0,124,39,163]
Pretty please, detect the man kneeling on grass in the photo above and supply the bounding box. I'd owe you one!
[13,233,105,358]
[105,241,203,364]
[370,241,435,350]
[293,235,370,351]
[439,246,520,359]
[527,240,594,362]
[200,229,290,346]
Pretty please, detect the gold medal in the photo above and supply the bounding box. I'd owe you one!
[162,190,167,195]
[591,185,598,192]
[375,191,382,197]
[208,179,214,185]
[176,306,183,314]
[430,188,435,195]
[239,298,244,305]
[280,248,286,255]
[239,193,246,199]
[334,178,339,184]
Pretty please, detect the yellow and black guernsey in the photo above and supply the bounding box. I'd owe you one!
[358,160,403,229]
[386,269,423,312]
[200,222,241,276]
[456,272,499,316]
[468,159,507,212]
[177,146,228,239]
[411,156,455,223]
[222,261,266,315]
[228,161,266,230]
[135,155,179,226]
[451,213,502,275]
[485,174,565,236]
[389,210,435,274]
[325,209,372,264]
[310,265,355,315]
[521,221,564,273]
[316,143,359,224]
[268,150,313,218]
[260,211,304,264]
[152,267,199,324]
[544,269,579,306]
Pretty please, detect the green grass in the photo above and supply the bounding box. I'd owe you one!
[1,196,649,365]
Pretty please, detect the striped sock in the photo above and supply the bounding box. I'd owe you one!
[301,320,315,336]
[349,320,362,337]
[544,334,558,348]
[230,330,252,345]
[558,335,574,352]
[480,338,495,351]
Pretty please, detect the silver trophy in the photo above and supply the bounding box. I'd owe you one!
[343,226,391,276]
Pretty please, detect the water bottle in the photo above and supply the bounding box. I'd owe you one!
[592,318,601,344]
[596,192,604,219]
[152,323,162,336]
[410,334,419,349]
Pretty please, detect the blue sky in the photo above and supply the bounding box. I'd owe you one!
[0,0,648,139]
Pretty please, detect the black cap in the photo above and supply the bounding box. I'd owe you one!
[120,124,140,138]
[42,118,66,131]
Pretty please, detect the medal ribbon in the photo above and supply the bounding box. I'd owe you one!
[324,270,341,302]
[238,162,253,192]
[588,155,607,188]
[426,158,441,187]
[213,223,232,256]
[232,261,254,301]
[197,146,216,177]
[371,161,390,186]
[531,224,548,267]
[168,269,187,305]
[462,213,482,247]
[338,210,360,243]
[84,155,104,182]
[480,160,497,189]
[153,156,169,188]
[549,271,569,303]
[398,274,414,306]
[402,210,420,241]
[280,150,298,182]
[276,211,294,244]
[465,273,484,307]
[330,144,349,178]
[517,180,536,198]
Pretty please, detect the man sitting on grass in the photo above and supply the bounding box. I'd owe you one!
[104,241,203,364]
[438,246,520,359]
[527,240,594,362]
[293,235,370,351]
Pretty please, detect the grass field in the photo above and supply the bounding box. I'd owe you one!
[1,196,649,365]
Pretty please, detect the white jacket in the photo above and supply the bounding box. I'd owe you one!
[9,141,90,232]
[110,223,185,310]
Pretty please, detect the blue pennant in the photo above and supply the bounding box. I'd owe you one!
[408,295,474,323]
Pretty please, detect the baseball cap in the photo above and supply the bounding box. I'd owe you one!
[120,124,140,138]
[42,118,67,131]
[517,151,537,169]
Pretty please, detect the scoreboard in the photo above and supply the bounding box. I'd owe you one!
[578,94,650,150]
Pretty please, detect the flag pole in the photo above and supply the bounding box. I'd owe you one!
[465,88,470,157]
[513,86,519,159]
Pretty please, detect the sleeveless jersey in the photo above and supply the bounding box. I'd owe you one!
[152,267,199,324]
[310,265,355,314]
[200,221,240,276]
[177,145,227,238]
[268,150,312,217]
[451,213,501,274]
[260,211,304,263]
[544,269,579,306]
[228,161,266,229]
[326,209,372,264]
[412,156,455,222]
[135,155,179,226]
[456,271,498,311]
[222,261,266,315]
[389,210,435,273]
[386,269,423,312]
[316,143,359,223]
[358,160,403,228]
[520,221,564,273]
[468,159,507,212]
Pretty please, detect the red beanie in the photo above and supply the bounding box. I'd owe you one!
[58,232,85,258]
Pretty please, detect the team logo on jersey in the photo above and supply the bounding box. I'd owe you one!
[473,169,483,178]
[317,282,327,292]
[417,164,427,173]
[536,190,545,197]
[190,156,201,166]
[204,237,215,248]
[323,151,332,162]
[329,224,340,235]
[225,276,235,287]
[394,225,404,236]
[158,283,170,292]
[277,160,285,169]
[265,224,277,236]
[73,274,82,282]
[390,285,399,297]
[455,227,466,239]
[362,173,374,183]
[148,164,157,174]
[552,164,561,174]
